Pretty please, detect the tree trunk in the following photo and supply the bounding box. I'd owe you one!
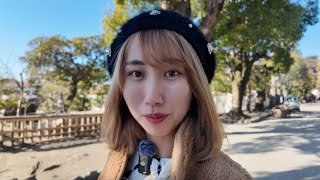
[255,90,265,111]
[269,75,278,108]
[160,0,191,17]
[199,0,224,41]
[231,70,242,116]
[160,0,224,41]
[231,57,254,117]
[67,78,78,102]
[16,97,22,117]
[16,73,25,116]
[247,85,251,112]
[160,0,171,10]
[176,0,191,17]
[60,93,66,113]
[238,61,254,115]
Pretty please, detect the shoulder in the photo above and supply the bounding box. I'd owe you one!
[189,151,252,180]
[99,148,128,180]
[214,152,252,179]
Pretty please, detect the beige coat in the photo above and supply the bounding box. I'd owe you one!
[99,121,252,180]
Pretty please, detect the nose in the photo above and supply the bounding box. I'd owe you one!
[143,76,164,106]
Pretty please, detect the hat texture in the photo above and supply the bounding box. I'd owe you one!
[107,10,216,82]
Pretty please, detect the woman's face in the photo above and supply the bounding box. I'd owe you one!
[123,35,192,139]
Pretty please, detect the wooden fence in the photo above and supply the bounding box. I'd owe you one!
[0,113,103,147]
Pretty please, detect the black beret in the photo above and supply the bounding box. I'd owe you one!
[107,9,216,83]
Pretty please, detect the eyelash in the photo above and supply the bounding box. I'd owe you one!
[128,71,143,79]
[165,70,180,78]
[128,69,181,79]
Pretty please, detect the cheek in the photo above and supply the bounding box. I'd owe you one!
[166,81,192,109]
[123,82,142,109]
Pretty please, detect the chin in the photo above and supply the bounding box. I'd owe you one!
[145,129,170,138]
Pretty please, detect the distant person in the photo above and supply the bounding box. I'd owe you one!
[99,10,252,179]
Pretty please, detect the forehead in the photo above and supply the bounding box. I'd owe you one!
[124,30,186,66]
[125,35,143,60]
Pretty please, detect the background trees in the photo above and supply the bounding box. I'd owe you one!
[2,0,317,117]
[20,35,108,111]
[102,0,225,43]
[211,0,318,116]
[282,53,319,101]
[104,0,318,118]
[0,60,30,116]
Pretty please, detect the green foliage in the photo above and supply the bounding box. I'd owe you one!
[20,35,109,111]
[103,0,160,45]
[210,58,232,93]
[190,0,205,19]
[0,96,18,110]
[268,48,294,74]
[213,0,318,66]
[101,0,318,116]
[89,84,109,108]
[38,79,69,113]
[282,52,318,98]
[103,2,131,45]
[211,0,318,114]
[68,94,91,111]
[0,87,15,95]
[0,86,16,110]
[102,0,210,44]
[249,62,271,92]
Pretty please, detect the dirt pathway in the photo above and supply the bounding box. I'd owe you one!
[1,136,109,180]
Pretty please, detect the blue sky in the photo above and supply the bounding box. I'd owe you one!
[298,21,320,58]
[0,0,113,79]
[0,0,319,79]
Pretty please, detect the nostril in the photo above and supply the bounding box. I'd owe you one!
[145,96,164,106]
[144,79,164,105]
[144,91,164,106]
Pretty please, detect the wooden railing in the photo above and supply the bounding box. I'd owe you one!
[0,113,103,147]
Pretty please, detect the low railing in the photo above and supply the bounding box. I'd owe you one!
[0,113,103,147]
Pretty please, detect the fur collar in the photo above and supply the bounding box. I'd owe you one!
[99,120,252,180]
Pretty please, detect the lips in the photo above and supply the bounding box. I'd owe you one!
[144,113,167,124]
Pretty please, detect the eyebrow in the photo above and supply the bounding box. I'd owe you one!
[125,59,145,65]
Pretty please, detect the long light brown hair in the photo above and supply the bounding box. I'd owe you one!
[101,29,224,162]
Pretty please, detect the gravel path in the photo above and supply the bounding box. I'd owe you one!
[1,136,109,180]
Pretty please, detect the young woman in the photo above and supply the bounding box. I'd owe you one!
[99,10,252,179]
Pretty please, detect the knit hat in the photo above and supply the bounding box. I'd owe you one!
[107,9,216,82]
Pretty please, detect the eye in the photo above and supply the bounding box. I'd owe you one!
[129,71,143,79]
[165,70,179,78]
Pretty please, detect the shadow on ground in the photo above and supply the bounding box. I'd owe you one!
[290,111,320,118]
[255,165,320,180]
[224,116,320,179]
[0,135,101,153]
[225,118,320,156]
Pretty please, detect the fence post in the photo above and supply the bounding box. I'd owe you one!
[46,119,49,141]
[53,119,57,140]
[92,116,96,134]
[76,117,80,136]
[0,113,102,147]
[68,117,72,138]
[98,115,102,134]
[21,120,25,144]
[38,119,42,141]
[80,117,84,136]
[86,117,90,135]
[60,118,63,138]
[83,117,86,135]
[11,121,14,146]
[0,121,3,147]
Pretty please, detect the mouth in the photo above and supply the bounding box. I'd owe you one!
[144,113,167,124]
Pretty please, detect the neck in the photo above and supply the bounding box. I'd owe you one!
[146,133,175,159]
